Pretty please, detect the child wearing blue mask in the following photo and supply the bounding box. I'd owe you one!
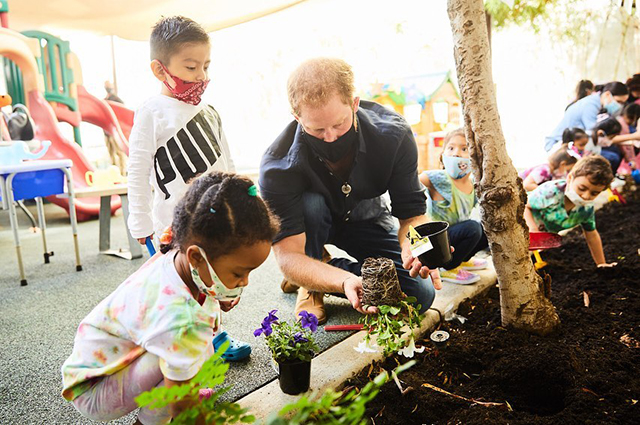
[524,155,617,267]
[419,128,489,285]
[61,172,279,424]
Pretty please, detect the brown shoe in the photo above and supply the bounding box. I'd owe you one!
[280,278,299,293]
[280,248,333,294]
[295,287,327,325]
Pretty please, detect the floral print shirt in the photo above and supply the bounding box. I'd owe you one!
[520,164,553,186]
[527,179,596,233]
[61,251,220,401]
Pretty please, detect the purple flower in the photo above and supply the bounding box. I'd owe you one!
[293,332,308,344]
[262,309,279,326]
[254,323,274,337]
[255,309,279,337]
[298,310,318,332]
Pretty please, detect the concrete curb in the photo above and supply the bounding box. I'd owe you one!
[237,263,498,419]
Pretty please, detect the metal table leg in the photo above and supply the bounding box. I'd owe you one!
[63,168,82,272]
[99,194,141,260]
[120,195,142,259]
[6,174,27,286]
[98,195,112,253]
[35,197,54,263]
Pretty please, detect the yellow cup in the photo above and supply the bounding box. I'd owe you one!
[85,166,126,187]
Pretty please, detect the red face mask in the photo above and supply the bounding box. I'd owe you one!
[160,63,209,105]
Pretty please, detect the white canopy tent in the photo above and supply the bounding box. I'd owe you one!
[7,0,308,41]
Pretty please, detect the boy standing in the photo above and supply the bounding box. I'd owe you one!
[127,16,249,360]
[524,155,617,267]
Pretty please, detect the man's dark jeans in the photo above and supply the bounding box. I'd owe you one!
[302,192,435,313]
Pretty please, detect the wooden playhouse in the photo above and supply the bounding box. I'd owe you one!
[366,71,462,172]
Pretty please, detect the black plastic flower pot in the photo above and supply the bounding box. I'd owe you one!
[414,222,452,268]
[277,359,311,395]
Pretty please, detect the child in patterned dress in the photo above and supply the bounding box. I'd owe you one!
[524,155,617,267]
[520,145,580,191]
[61,172,279,424]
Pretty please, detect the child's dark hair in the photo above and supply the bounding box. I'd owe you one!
[622,103,640,127]
[591,117,622,142]
[575,79,594,100]
[150,16,210,64]
[439,128,466,166]
[548,144,579,171]
[160,172,280,257]
[601,81,629,97]
[561,127,588,144]
[570,155,614,188]
[626,73,640,94]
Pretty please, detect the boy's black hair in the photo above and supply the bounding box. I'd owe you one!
[561,127,588,144]
[150,16,210,64]
[160,172,280,257]
[602,81,629,97]
[622,103,640,127]
[570,155,614,188]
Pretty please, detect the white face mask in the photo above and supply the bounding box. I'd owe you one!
[565,179,594,208]
[189,247,243,301]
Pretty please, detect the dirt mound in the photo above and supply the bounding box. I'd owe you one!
[349,186,640,424]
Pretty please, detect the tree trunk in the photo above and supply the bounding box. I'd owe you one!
[447,0,560,335]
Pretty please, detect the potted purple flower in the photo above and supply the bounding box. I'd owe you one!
[254,309,319,395]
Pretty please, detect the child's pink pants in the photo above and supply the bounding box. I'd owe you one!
[72,351,170,424]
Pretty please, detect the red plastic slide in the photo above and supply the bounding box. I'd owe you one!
[107,99,134,140]
[76,85,129,155]
[27,90,121,221]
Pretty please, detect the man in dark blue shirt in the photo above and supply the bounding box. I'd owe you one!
[259,58,441,323]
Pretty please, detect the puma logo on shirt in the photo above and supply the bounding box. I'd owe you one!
[153,106,223,199]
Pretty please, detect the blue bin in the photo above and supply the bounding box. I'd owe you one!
[4,168,66,202]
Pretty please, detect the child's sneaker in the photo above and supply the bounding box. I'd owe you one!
[459,258,489,271]
[440,267,481,285]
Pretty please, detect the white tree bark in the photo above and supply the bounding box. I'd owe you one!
[447,0,560,334]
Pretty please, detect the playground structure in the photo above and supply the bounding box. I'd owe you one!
[0,24,134,220]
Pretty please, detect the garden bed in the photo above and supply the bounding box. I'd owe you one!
[349,186,640,424]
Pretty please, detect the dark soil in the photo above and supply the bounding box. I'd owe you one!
[350,185,640,424]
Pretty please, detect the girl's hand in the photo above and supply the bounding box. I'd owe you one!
[597,262,618,268]
[219,298,240,312]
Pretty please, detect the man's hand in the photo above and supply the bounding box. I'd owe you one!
[400,240,444,290]
[137,234,154,245]
[219,298,240,312]
[343,276,378,315]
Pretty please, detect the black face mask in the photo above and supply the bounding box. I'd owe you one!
[303,121,358,162]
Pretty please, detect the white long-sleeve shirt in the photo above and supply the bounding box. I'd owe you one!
[127,95,235,239]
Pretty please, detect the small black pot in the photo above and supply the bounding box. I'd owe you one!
[277,359,311,395]
[414,222,452,268]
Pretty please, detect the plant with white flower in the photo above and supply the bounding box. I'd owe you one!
[355,257,424,357]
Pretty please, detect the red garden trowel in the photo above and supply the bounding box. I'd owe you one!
[529,232,562,270]
[325,324,364,331]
